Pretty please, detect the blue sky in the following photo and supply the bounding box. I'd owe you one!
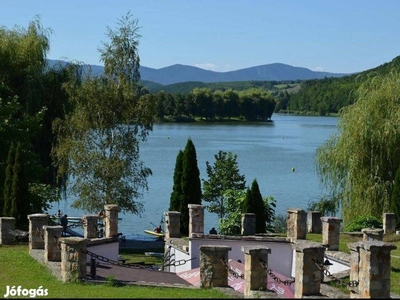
[1,0,399,74]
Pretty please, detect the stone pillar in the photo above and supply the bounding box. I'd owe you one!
[82,215,99,239]
[199,245,231,288]
[286,208,307,239]
[104,204,118,239]
[383,213,396,235]
[28,213,49,253]
[43,225,63,262]
[188,204,204,237]
[362,228,384,241]
[241,213,256,236]
[348,241,397,298]
[243,246,271,297]
[321,217,342,251]
[0,217,16,245]
[293,241,326,298]
[307,211,322,233]
[60,237,88,282]
[164,211,181,238]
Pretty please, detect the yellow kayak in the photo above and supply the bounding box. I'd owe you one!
[144,229,165,238]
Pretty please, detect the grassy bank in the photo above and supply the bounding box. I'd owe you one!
[306,233,400,295]
[0,244,230,299]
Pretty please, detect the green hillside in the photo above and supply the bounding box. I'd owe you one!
[287,55,400,115]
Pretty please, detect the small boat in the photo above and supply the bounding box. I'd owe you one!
[144,229,165,238]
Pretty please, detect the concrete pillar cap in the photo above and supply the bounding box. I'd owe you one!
[27,213,49,219]
[287,208,306,214]
[104,204,119,210]
[349,240,397,251]
[294,241,325,252]
[320,217,342,223]
[242,245,271,255]
[188,204,204,209]
[0,217,15,221]
[165,211,181,215]
[59,237,88,245]
[83,214,99,219]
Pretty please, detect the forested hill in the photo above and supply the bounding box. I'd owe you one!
[139,63,347,85]
[287,55,400,115]
[47,59,347,86]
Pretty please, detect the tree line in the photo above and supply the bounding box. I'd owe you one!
[143,78,300,95]
[151,87,276,122]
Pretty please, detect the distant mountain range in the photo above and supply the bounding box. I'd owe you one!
[47,59,350,86]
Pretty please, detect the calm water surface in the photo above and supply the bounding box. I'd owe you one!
[49,113,338,238]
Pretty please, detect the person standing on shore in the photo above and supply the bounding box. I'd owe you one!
[60,214,68,236]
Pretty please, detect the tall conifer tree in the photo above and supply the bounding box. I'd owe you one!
[243,179,266,233]
[2,143,16,217]
[180,138,202,236]
[10,143,30,229]
[169,150,184,211]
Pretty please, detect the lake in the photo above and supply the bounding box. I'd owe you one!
[48,113,338,238]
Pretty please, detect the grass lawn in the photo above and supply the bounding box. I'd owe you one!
[0,244,230,299]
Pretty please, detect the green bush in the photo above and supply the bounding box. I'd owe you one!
[344,215,383,232]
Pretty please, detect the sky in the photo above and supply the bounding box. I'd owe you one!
[1,0,399,74]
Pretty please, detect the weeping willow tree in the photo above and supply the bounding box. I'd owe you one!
[315,72,400,225]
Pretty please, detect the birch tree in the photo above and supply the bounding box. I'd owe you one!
[52,12,155,214]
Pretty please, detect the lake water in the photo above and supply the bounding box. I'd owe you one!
[49,113,338,238]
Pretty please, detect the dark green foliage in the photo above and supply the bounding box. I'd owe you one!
[169,150,184,211]
[2,143,16,217]
[10,143,30,229]
[263,196,276,232]
[243,188,253,211]
[243,179,266,233]
[344,215,383,232]
[147,80,290,95]
[180,138,202,236]
[307,195,339,217]
[390,165,400,228]
[35,63,78,188]
[152,88,276,123]
[0,19,80,212]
